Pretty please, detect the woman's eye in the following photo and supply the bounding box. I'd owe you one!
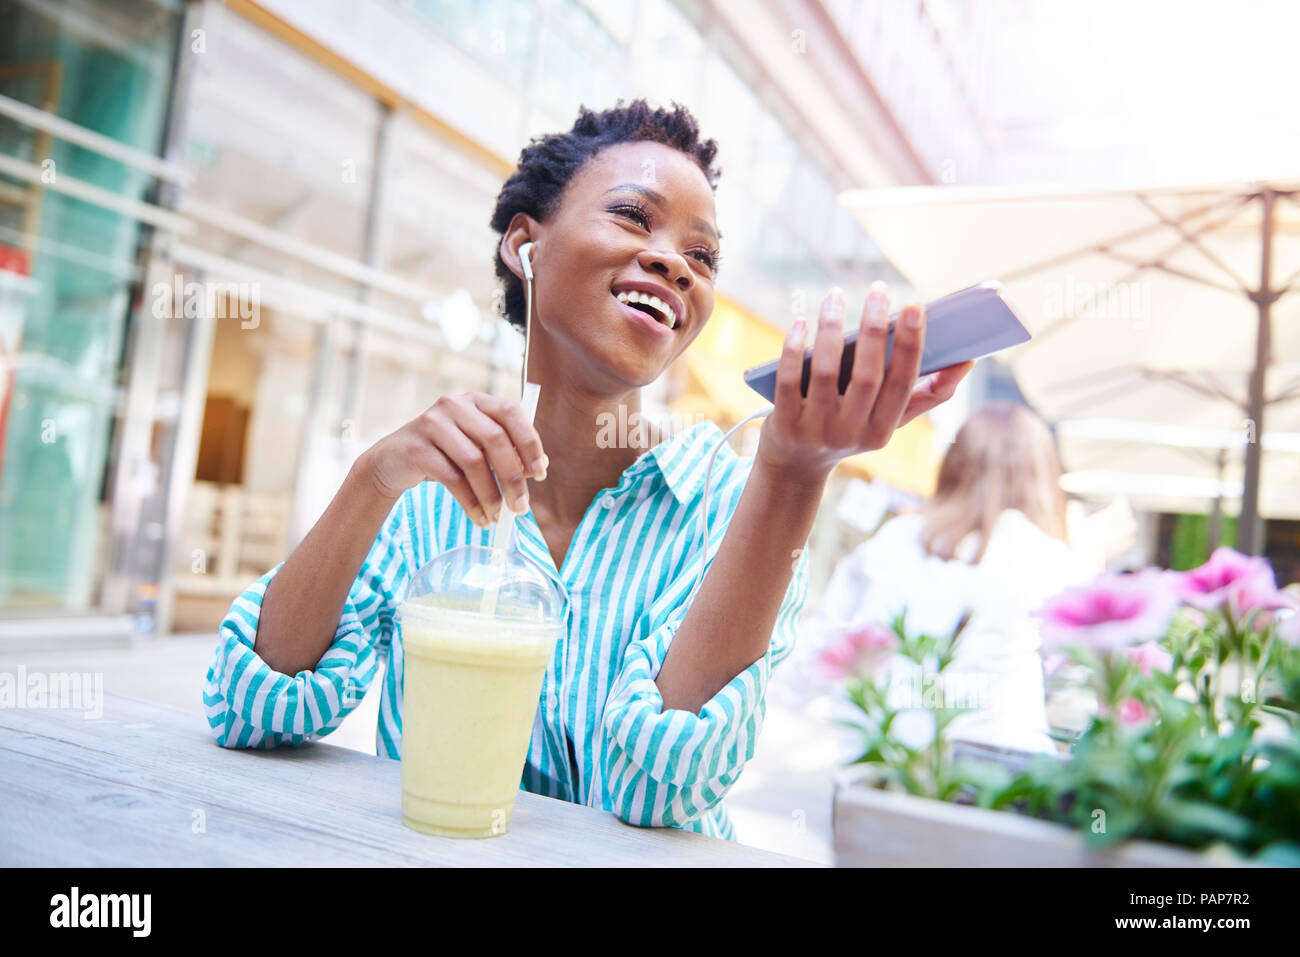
[690,249,721,276]
[612,205,650,228]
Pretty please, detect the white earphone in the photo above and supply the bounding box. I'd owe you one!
[519,241,536,282]
[517,242,536,398]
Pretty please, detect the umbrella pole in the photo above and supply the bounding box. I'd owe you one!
[1209,448,1225,551]
[1239,187,1276,556]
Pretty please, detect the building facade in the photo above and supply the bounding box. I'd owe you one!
[0,0,951,641]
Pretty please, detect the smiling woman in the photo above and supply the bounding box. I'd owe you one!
[202,99,972,841]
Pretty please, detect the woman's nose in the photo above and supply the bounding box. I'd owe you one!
[641,248,693,290]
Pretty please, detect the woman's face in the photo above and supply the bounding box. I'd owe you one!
[515,140,720,391]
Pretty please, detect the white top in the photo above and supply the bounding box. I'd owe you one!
[801,508,1094,754]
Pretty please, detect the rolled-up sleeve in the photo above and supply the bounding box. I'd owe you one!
[202,492,410,749]
[602,542,811,829]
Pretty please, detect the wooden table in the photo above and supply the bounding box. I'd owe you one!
[1,692,816,867]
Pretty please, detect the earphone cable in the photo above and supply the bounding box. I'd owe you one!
[684,404,776,610]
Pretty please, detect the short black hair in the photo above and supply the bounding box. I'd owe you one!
[490,99,721,334]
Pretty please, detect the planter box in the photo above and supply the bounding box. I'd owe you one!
[832,766,1250,867]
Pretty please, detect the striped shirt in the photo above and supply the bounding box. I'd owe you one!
[202,419,811,840]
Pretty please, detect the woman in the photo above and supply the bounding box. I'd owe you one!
[202,100,972,839]
[805,401,1092,755]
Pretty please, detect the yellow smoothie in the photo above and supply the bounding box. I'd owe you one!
[399,598,559,838]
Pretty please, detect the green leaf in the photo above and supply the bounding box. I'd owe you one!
[1159,799,1254,842]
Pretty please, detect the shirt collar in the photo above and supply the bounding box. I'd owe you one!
[642,418,728,507]
[511,419,729,590]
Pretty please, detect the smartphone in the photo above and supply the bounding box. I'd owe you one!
[742,280,1031,401]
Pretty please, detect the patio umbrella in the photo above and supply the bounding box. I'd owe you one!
[839,179,1300,553]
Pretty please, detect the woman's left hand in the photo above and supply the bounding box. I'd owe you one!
[756,283,974,485]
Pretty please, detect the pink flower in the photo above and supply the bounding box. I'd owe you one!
[1226,577,1299,623]
[1036,569,1182,653]
[1125,640,1173,677]
[818,622,898,680]
[1180,547,1277,612]
[1116,697,1148,725]
[1252,587,1300,644]
[1273,586,1300,645]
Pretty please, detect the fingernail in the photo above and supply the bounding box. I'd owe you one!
[787,317,806,344]
[529,457,546,479]
[870,279,888,294]
[826,286,845,320]
[866,292,889,325]
[515,492,530,513]
[905,306,924,329]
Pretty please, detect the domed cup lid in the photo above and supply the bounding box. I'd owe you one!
[397,543,566,624]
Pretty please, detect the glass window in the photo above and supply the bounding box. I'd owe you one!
[168,4,392,629]
[365,111,505,448]
[576,0,638,46]
[184,4,380,270]
[700,50,759,174]
[382,112,503,303]
[409,0,537,90]
[0,0,179,614]
[751,105,797,207]
[625,0,705,108]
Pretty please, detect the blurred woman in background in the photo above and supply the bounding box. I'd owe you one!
[804,400,1093,754]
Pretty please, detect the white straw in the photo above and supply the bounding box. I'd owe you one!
[479,381,541,617]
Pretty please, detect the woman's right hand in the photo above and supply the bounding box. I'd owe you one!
[359,392,548,527]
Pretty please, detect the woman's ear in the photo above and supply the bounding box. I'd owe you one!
[501,214,539,282]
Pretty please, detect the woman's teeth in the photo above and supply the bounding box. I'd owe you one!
[616,290,677,329]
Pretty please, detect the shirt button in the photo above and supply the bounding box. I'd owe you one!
[600,495,615,508]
